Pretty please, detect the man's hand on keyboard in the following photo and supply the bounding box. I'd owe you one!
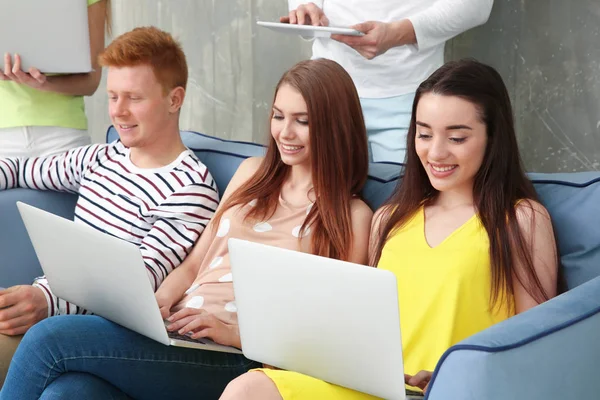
[166,307,241,349]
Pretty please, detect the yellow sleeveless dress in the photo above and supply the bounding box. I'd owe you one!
[259,207,513,399]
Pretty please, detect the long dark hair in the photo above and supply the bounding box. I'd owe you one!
[213,59,369,261]
[371,59,555,311]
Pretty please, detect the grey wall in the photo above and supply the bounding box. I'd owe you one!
[86,0,599,173]
[446,0,599,172]
[86,0,311,146]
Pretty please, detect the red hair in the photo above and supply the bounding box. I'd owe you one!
[98,26,187,93]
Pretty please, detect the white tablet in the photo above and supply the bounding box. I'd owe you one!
[257,21,364,38]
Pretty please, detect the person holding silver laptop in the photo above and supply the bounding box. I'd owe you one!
[0,58,373,399]
[0,0,111,157]
[283,0,493,163]
[220,59,560,399]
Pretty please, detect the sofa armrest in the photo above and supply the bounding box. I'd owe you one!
[426,276,600,400]
[0,189,77,287]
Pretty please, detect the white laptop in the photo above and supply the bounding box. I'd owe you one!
[229,238,414,400]
[257,21,364,38]
[16,202,241,355]
[0,0,92,73]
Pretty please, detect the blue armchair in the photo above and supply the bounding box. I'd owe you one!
[1,126,598,399]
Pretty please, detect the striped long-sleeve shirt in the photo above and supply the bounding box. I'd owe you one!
[0,141,219,317]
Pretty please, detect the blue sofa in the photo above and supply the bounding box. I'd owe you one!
[1,126,599,399]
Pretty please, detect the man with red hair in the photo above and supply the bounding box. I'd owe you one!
[0,27,219,385]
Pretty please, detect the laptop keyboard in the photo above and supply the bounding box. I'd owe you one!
[406,389,424,398]
[167,331,211,345]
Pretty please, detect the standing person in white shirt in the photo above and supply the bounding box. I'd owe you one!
[282,0,494,163]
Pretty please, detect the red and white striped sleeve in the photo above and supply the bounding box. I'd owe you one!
[33,277,90,317]
[2,144,108,316]
[140,178,220,291]
[0,144,107,193]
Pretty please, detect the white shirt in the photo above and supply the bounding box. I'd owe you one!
[288,0,493,98]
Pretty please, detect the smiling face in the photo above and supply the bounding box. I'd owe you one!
[107,64,181,150]
[414,93,488,194]
[270,84,311,168]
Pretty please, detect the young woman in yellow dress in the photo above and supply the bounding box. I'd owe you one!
[220,58,560,399]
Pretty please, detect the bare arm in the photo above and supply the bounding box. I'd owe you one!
[155,157,264,315]
[512,201,559,314]
[347,199,374,265]
[1,1,107,96]
[368,206,391,265]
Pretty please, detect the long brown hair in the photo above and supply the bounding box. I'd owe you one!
[213,59,369,261]
[371,59,555,310]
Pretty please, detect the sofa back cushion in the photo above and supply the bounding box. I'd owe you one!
[529,172,600,289]
[107,127,600,289]
[0,189,77,287]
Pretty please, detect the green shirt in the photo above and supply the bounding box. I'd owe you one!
[0,0,102,130]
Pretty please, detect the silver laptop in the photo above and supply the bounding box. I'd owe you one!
[229,238,409,400]
[0,0,92,73]
[17,202,241,354]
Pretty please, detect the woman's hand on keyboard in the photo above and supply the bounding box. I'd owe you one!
[166,307,241,349]
[405,371,433,393]
[155,292,174,320]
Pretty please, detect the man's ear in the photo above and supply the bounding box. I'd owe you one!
[168,86,186,113]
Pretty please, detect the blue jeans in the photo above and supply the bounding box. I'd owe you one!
[0,315,261,400]
[361,93,415,163]
[40,373,132,400]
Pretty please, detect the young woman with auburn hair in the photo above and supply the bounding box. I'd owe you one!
[220,59,560,400]
[0,58,372,399]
